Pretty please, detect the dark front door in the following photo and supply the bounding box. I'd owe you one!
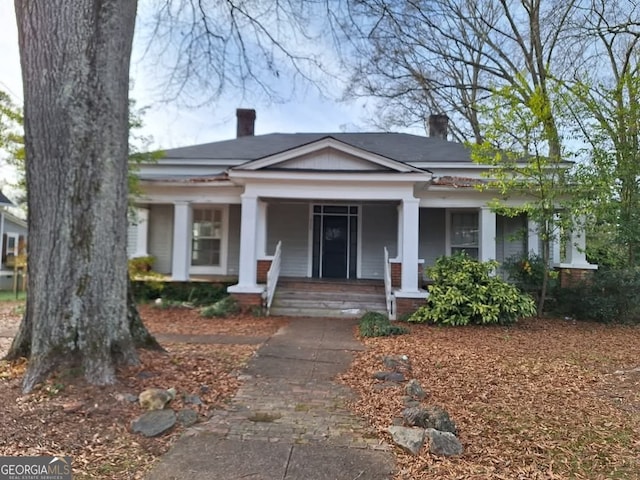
[322,215,348,278]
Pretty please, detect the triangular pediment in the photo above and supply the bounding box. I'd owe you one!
[232,137,426,174]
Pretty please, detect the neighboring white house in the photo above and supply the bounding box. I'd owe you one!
[129,109,596,316]
[0,191,27,291]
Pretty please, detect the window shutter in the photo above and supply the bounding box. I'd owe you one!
[1,233,6,263]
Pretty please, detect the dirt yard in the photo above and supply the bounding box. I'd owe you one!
[340,318,640,479]
[0,302,288,479]
[2,302,640,479]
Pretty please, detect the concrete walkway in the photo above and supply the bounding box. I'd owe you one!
[148,318,395,480]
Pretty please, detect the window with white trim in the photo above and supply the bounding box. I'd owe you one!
[191,208,223,267]
[450,211,479,259]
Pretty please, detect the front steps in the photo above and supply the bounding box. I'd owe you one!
[269,278,387,318]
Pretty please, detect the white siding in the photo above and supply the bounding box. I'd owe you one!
[126,223,137,258]
[360,204,397,279]
[4,218,27,237]
[274,148,387,171]
[419,208,446,276]
[227,204,241,275]
[267,203,309,277]
[148,204,173,274]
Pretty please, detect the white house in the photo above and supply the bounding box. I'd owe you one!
[130,109,596,316]
[0,191,27,291]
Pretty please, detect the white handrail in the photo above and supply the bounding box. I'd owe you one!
[383,247,395,319]
[265,241,282,315]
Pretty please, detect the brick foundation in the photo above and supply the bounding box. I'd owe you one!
[230,292,264,312]
[256,259,272,284]
[558,268,595,288]
[395,296,427,317]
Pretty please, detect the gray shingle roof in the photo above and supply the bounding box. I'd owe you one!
[161,132,472,164]
[0,190,14,206]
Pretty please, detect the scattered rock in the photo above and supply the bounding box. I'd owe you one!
[373,381,401,392]
[405,379,427,400]
[382,355,412,374]
[425,428,463,456]
[131,410,177,437]
[183,394,203,405]
[139,388,177,410]
[115,393,138,403]
[388,426,425,455]
[177,409,199,427]
[403,397,421,408]
[199,384,210,394]
[402,406,430,428]
[136,371,156,380]
[391,417,404,426]
[424,406,457,434]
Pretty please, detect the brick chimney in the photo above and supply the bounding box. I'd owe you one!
[236,108,256,137]
[429,114,449,140]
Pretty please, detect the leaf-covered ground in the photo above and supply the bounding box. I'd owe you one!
[340,318,640,479]
[0,302,288,479]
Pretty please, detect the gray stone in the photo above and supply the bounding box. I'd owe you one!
[405,379,427,400]
[425,428,464,456]
[403,397,421,408]
[131,410,176,437]
[424,406,457,434]
[373,381,401,392]
[177,409,199,427]
[382,355,412,374]
[115,392,139,403]
[402,406,430,428]
[387,426,425,455]
[386,372,405,383]
[402,405,457,434]
[184,394,203,405]
[373,371,390,380]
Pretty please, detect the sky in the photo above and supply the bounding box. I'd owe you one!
[0,2,375,154]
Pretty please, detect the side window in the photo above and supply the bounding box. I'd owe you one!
[450,211,479,259]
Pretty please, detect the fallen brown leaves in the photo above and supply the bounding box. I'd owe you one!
[340,318,640,480]
[0,304,287,479]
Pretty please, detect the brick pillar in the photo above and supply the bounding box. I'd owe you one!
[256,259,272,283]
[559,268,595,288]
[391,262,401,287]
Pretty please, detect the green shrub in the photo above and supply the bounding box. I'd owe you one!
[359,311,408,337]
[128,256,156,277]
[503,253,558,302]
[409,253,536,326]
[554,267,640,324]
[132,281,229,306]
[200,296,240,318]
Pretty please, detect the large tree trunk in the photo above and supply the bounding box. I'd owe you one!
[14,0,139,393]
[5,276,164,361]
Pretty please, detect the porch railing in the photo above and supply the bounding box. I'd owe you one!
[265,241,282,315]
[383,246,395,319]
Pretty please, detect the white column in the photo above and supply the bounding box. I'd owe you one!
[255,200,267,258]
[527,217,540,256]
[479,207,497,262]
[133,207,149,257]
[399,198,420,293]
[228,194,263,293]
[171,201,191,281]
[565,216,589,266]
[396,203,403,259]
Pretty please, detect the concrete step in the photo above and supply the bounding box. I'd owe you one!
[272,295,385,309]
[268,306,387,318]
